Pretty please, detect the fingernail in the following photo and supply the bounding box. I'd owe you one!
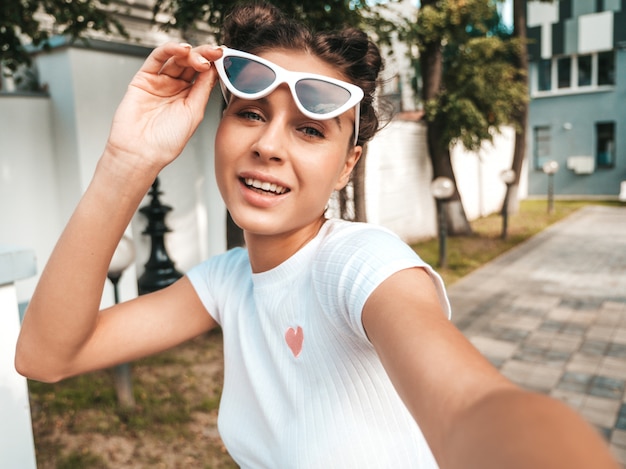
[180,42,192,48]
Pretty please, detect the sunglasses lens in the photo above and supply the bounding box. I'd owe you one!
[224,57,276,94]
[295,79,353,115]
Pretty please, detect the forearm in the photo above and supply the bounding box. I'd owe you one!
[15,150,159,381]
[441,389,619,469]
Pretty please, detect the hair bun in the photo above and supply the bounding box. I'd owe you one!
[223,2,286,49]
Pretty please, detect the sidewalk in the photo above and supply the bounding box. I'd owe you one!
[447,205,626,465]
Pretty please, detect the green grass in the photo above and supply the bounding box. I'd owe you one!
[28,330,232,468]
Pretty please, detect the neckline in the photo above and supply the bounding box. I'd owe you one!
[251,218,335,287]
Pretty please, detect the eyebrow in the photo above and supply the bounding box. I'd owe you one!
[251,96,344,131]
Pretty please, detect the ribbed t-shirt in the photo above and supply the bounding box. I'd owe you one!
[187,218,451,468]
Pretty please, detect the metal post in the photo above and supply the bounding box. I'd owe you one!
[542,161,559,215]
[108,272,135,409]
[437,199,448,268]
[500,170,515,240]
[107,235,136,409]
[501,189,510,240]
[430,176,455,269]
[547,173,555,214]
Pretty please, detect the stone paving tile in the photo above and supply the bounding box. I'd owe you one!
[550,388,586,410]
[599,357,626,381]
[612,429,626,448]
[447,207,626,466]
[616,404,626,431]
[579,396,620,428]
[566,353,603,375]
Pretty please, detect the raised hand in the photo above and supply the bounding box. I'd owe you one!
[105,42,222,174]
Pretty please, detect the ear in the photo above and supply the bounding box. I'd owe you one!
[334,145,363,191]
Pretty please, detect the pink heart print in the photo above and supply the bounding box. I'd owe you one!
[285,326,304,357]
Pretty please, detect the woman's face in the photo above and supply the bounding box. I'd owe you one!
[214,48,362,247]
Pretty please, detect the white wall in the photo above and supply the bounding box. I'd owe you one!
[451,126,522,221]
[366,120,435,243]
[366,120,521,243]
[0,44,225,306]
[0,96,62,304]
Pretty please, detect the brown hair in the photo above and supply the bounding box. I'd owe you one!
[222,1,384,146]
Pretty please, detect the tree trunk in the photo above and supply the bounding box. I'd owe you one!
[419,1,473,235]
[503,0,529,216]
[427,119,473,235]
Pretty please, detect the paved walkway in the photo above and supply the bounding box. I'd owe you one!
[447,205,626,465]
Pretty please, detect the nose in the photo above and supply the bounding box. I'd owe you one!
[252,121,286,163]
[251,89,294,163]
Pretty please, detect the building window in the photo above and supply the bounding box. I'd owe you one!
[598,51,615,86]
[578,55,592,87]
[537,59,552,91]
[534,51,615,95]
[596,122,615,168]
[557,57,571,88]
[534,126,551,170]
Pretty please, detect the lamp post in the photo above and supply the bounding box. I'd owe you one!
[542,160,559,214]
[500,169,516,240]
[107,235,136,409]
[430,176,455,268]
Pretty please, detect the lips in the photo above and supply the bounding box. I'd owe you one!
[243,177,289,195]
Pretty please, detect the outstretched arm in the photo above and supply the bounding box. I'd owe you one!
[16,43,222,383]
[363,267,619,469]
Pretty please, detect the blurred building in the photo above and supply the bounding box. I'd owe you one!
[526,0,626,197]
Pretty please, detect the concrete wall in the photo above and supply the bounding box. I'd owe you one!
[0,43,226,306]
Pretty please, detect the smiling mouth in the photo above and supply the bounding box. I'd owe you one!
[243,178,289,195]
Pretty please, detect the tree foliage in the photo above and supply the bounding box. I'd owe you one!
[1,0,392,75]
[0,0,126,73]
[152,0,381,40]
[404,0,527,153]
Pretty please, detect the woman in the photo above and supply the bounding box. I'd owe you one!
[16,2,618,468]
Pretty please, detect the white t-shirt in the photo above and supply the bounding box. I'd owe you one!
[187,218,451,468]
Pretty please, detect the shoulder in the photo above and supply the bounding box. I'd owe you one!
[185,247,252,324]
[313,218,451,321]
[315,218,422,271]
[186,247,251,294]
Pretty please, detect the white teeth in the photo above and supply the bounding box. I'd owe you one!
[244,178,287,194]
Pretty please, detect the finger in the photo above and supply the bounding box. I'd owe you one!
[175,46,223,83]
[142,42,193,76]
[156,45,222,82]
[186,65,220,117]
[158,56,195,81]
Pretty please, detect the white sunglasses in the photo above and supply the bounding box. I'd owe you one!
[213,46,364,145]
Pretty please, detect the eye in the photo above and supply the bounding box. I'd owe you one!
[300,125,325,138]
[238,110,264,122]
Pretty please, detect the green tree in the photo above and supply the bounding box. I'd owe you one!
[152,0,379,39]
[0,0,126,76]
[402,0,526,235]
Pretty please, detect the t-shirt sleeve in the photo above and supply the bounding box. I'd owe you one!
[185,247,250,325]
[312,223,451,340]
